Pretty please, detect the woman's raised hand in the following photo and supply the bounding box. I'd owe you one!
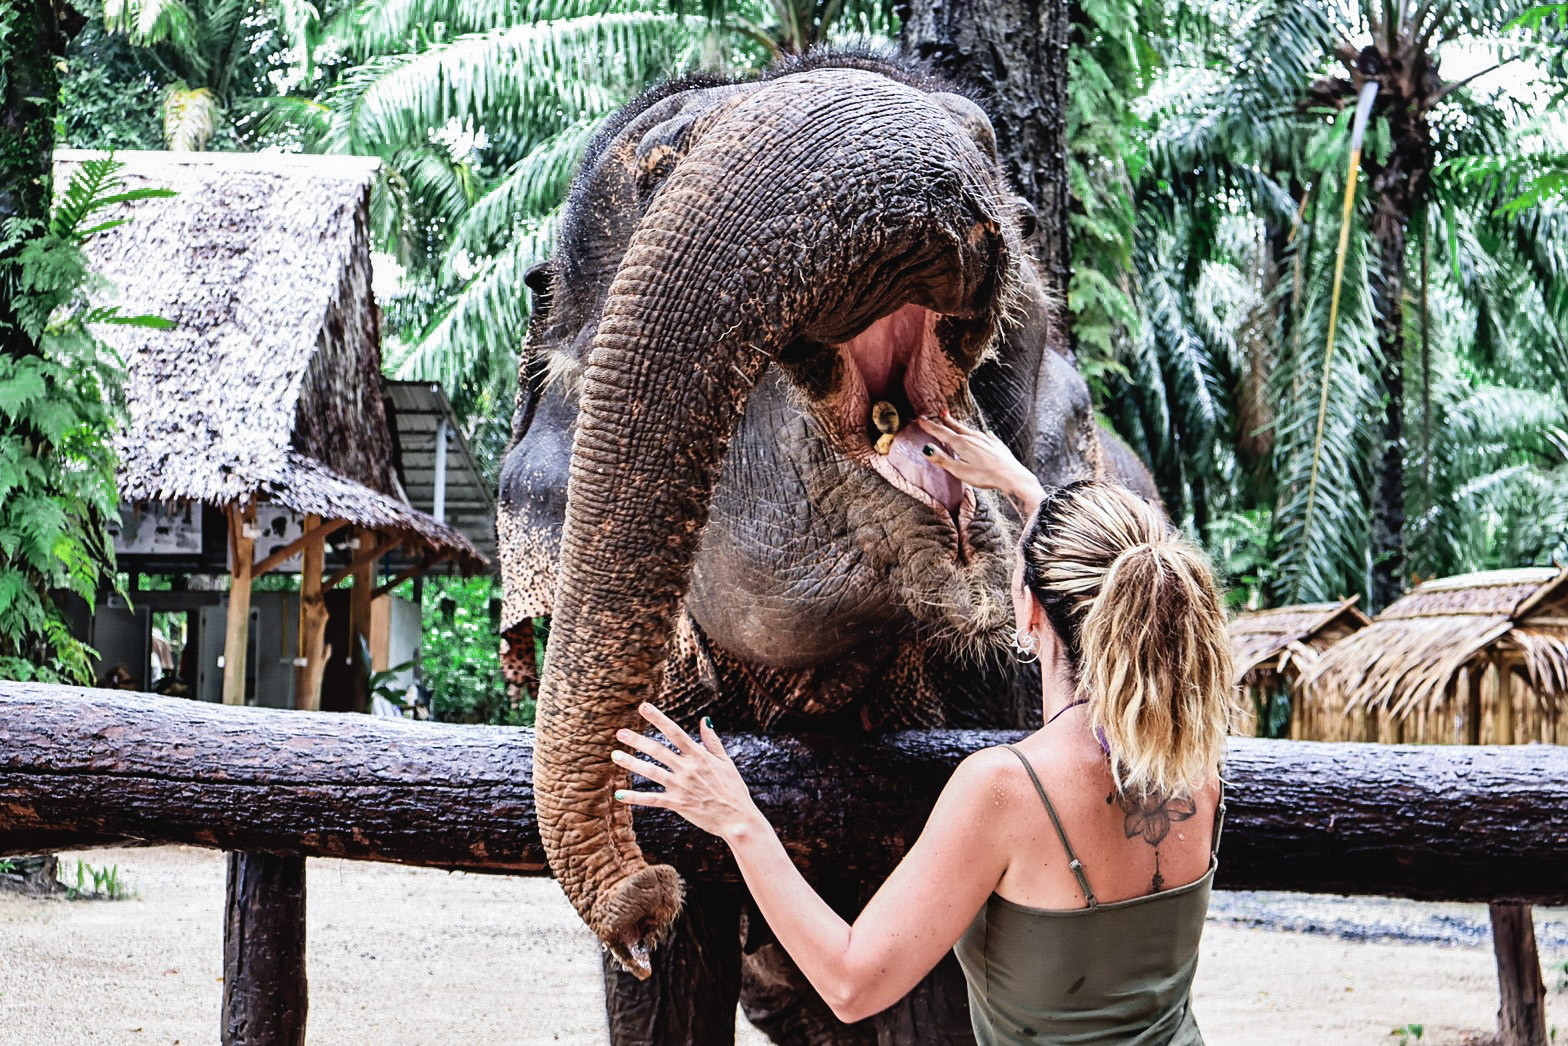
[613,703,765,843]
[920,411,1046,517]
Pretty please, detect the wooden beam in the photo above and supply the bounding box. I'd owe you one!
[223,852,307,1046]
[221,501,256,707]
[372,554,435,599]
[294,514,328,713]
[6,683,1568,903]
[348,528,383,714]
[252,517,349,578]
[324,533,403,590]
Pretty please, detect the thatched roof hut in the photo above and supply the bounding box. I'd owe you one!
[1298,567,1568,744]
[55,149,484,708]
[55,150,481,571]
[1228,599,1369,738]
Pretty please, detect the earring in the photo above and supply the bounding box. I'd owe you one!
[1012,628,1039,664]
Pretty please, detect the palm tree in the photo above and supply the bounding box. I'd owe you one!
[287,0,892,475]
[100,0,323,149]
[1121,0,1568,609]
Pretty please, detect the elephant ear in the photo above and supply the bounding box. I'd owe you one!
[633,108,702,205]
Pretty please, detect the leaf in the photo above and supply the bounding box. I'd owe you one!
[0,358,48,419]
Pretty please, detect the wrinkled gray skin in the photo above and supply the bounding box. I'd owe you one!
[498,53,1155,1044]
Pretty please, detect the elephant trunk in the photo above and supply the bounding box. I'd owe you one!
[535,71,1005,976]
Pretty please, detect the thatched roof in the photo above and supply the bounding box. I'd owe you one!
[55,150,483,570]
[1299,567,1568,724]
[1229,598,1369,682]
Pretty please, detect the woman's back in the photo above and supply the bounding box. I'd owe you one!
[953,737,1223,1046]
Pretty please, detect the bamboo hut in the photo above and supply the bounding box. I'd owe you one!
[55,150,485,712]
[1298,567,1568,745]
[1228,598,1369,737]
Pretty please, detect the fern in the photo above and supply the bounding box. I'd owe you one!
[0,155,169,683]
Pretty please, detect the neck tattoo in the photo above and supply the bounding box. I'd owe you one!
[1046,697,1089,726]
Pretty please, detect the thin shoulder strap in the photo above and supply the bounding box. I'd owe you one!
[1002,745,1098,908]
[1211,780,1227,857]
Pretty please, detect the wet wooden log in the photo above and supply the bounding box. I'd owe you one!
[3,682,1568,903]
[224,852,307,1046]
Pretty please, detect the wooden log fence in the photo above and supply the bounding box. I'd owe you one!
[4,682,1567,1044]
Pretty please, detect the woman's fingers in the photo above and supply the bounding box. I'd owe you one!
[637,701,701,755]
[698,717,728,758]
[611,748,672,786]
[615,728,678,763]
[614,788,672,809]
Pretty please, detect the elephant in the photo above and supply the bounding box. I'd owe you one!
[497,51,1156,1044]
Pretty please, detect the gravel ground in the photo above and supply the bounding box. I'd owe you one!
[2,846,1564,1045]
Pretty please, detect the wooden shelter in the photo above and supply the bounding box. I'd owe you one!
[1298,569,1568,1045]
[1298,567,1568,745]
[1228,598,1370,737]
[56,150,485,712]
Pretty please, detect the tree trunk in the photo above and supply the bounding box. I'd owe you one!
[1366,107,1429,610]
[6,684,1568,904]
[898,0,1072,346]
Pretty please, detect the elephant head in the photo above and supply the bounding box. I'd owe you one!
[505,56,1085,975]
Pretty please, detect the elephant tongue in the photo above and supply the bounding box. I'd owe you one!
[875,419,964,514]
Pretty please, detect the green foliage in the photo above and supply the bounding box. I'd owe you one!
[1104,0,1568,609]
[58,21,167,151]
[409,575,528,725]
[59,859,134,900]
[1067,0,1156,385]
[0,156,170,683]
[1390,1024,1424,1045]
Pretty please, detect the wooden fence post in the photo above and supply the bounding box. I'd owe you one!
[223,852,307,1046]
[1490,902,1548,1046]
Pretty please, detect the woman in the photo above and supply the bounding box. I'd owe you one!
[611,412,1236,1044]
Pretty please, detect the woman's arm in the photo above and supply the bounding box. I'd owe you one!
[613,703,1013,1023]
[920,411,1046,518]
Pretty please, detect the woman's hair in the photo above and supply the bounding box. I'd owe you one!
[1020,480,1236,799]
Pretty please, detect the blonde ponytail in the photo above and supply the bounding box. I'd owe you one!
[1021,482,1236,799]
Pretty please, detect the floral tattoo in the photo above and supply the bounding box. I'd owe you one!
[1112,790,1197,892]
[1116,791,1196,846]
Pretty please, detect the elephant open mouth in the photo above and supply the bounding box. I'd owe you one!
[833,302,974,519]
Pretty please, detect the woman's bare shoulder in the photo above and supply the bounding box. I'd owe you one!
[944,745,1045,815]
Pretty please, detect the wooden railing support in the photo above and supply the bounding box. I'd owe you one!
[223,852,308,1046]
[1490,902,1548,1046]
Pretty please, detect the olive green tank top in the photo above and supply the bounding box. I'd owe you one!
[953,745,1224,1046]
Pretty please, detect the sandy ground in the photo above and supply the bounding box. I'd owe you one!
[2,847,1565,1045]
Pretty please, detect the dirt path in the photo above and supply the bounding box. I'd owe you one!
[2,847,1563,1044]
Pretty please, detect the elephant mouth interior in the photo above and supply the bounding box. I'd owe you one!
[829,303,978,540]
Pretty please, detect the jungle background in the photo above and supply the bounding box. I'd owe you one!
[2,0,1566,721]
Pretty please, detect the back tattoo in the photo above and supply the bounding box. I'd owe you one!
[1109,790,1196,892]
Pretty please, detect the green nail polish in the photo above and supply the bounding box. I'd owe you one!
[614,790,626,800]
[703,716,713,730]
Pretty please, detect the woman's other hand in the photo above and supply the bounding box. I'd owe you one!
[920,411,1046,518]
[613,702,764,843]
